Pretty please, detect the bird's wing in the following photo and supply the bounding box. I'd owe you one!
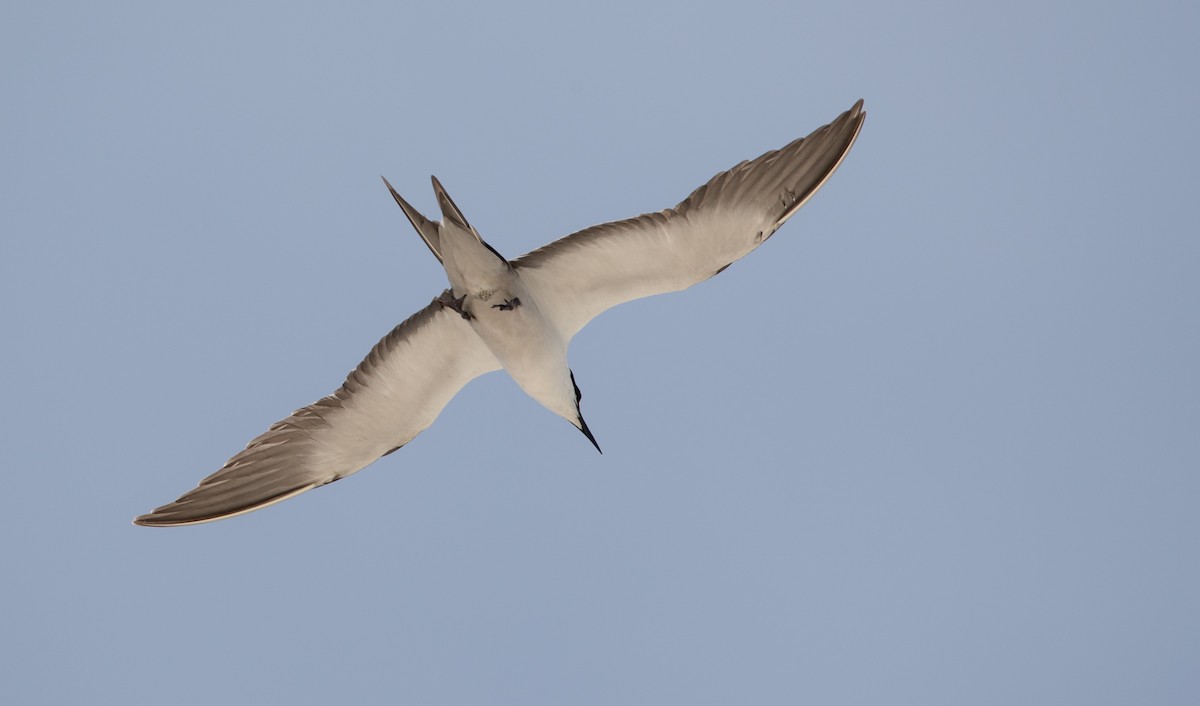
[134,298,500,526]
[514,100,865,339]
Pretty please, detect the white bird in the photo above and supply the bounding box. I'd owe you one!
[134,100,866,526]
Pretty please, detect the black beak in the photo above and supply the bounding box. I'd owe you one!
[577,415,602,454]
[569,369,601,453]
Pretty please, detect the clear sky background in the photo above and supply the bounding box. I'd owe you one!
[2,1,1197,703]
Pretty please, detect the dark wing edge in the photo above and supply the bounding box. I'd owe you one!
[134,299,498,527]
[512,100,865,337]
[516,100,865,272]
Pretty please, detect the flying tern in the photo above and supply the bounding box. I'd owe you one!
[134,100,866,526]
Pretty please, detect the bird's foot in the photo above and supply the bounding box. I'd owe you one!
[491,297,521,311]
[437,289,472,320]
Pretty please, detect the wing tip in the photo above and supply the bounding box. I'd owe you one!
[131,483,320,528]
[771,98,867,227]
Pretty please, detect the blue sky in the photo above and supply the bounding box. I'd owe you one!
[2,1,1197,703]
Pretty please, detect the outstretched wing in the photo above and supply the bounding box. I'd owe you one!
[514,100,865,338]
[134,299,500,526]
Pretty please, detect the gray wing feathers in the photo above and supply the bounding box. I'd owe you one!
[514,100,865,337]
[134,300,500,526]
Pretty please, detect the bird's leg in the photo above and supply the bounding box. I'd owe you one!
[491,297,521,311]
[437,289,472,320]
